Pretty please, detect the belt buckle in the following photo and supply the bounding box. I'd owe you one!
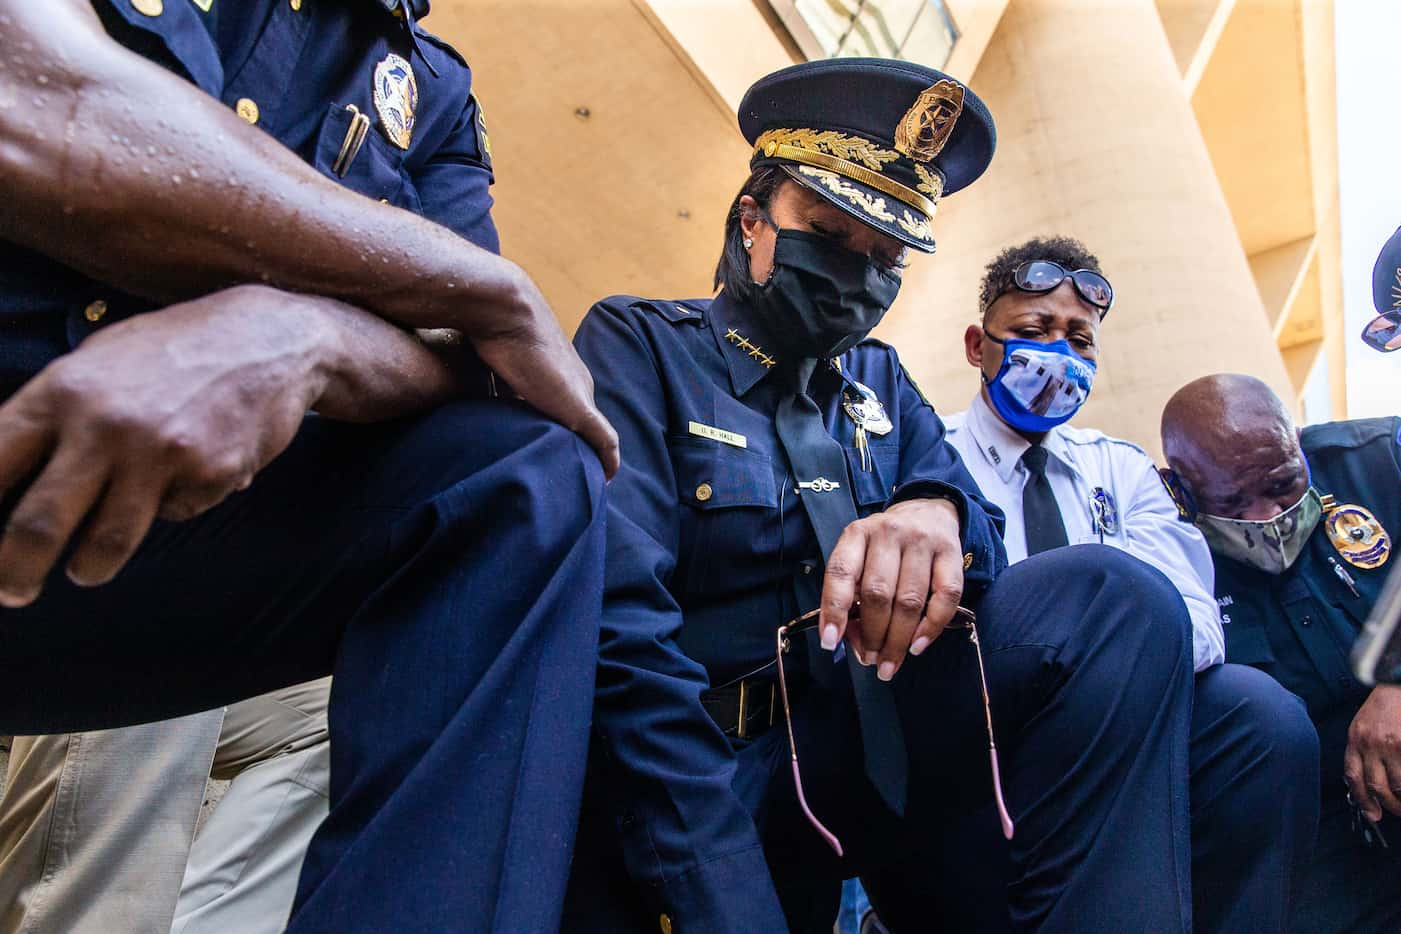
[735,678,776,740]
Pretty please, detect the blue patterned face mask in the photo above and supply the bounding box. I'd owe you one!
[982,334,1096,433]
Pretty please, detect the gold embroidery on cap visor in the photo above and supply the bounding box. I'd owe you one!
[796,167,935,243]
[895,79,965,163]
[755,129,900,171]
[754,131,940,223]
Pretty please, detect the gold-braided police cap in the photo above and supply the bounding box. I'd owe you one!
[738,59,996,253]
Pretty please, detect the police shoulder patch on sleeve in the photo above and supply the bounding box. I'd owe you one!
[469,94,493,171]
[899,363,934,409]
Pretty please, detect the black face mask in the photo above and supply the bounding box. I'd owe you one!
[747,229,903,360]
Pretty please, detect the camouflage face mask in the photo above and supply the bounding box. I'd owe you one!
[1196,487,1323,575]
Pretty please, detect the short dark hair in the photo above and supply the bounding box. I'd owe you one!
[978,236,1102,317]
[714,166,789,301]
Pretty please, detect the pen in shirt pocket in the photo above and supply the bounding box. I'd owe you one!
[332,105,372,178]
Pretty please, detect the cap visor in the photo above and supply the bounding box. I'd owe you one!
[781,165,937,254]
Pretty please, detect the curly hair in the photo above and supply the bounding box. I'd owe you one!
[978,236,1103,318]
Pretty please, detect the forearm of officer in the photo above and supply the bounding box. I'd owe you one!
[1,0,621,477]
[1124,460,1226,671]
[892,362,1009,590]
[0,0,518,332]
[296,299,467,422]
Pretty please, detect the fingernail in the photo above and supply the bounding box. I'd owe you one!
[821,624,839,651]
[878,661,896,682]
[0,588,33,608]
[863,651,878,667]
[910,636,931,656]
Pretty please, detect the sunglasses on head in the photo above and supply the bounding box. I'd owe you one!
[1009,260,1114,315]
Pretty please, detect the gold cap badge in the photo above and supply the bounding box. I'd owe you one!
[895,80,965,164]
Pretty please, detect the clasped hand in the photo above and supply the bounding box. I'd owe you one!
[0,286,327,607]
[1345,684,1401,823]
[818,497,965,682]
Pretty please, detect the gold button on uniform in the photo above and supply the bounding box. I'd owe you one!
[235,98,260,125]
[290,0,302,9]
[83,300,108,323]
[658,914,673,934]
[132,0,163,16]
[695,483,713,503]
[963,552,974,570]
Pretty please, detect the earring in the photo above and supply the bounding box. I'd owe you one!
[743,238,754,250]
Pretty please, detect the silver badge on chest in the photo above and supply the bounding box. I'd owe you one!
[843,381,892,436]
[373,53,418,150]
[843,381,892,474]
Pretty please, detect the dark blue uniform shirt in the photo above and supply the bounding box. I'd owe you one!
[1,0,495,392]
[573,289,1007,919]
[1216,417,1401,780]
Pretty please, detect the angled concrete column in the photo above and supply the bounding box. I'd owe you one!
[877,0,1291,455]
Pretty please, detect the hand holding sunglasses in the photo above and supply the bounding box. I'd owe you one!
[776,605,1015,857]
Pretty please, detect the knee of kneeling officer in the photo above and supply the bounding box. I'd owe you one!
[421,401,607,532]
[990,544,1192,660]
[1197,664,1320,818]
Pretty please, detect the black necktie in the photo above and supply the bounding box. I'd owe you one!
[774,360,907,817]
[1021,444,1069,556]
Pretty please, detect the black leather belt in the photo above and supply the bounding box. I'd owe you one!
[701,678,778,741]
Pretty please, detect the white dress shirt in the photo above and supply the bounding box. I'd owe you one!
[945,392,1224,672]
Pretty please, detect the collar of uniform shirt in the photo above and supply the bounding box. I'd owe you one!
[707,290,788,397]
[964,391,1075,486]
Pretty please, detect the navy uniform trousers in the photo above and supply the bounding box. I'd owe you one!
[568,545,1318,931]
[0,400,606,932]
[865,663,1320,933]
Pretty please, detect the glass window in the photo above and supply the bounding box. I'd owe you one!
[769,0,959,67]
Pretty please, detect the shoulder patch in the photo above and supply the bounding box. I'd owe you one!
[469,94,493,172]
[899,364,934,409]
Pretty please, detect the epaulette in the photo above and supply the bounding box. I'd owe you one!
[850,335,895,353]
[1059,426,1151,460]
[413,28,471,73]
[628,298,705,325]
[1301,417,1401,453]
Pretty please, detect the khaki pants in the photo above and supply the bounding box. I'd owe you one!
[0,679,331,934]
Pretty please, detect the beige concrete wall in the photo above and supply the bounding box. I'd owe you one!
[427,0,1305,455]
[871,0,1293,457]
[428,1,753,332]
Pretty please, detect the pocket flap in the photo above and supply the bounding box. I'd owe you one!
[669,438,776,509]
[314,104,411,205]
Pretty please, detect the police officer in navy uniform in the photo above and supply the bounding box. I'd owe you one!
[0,2,616,931]
[566,60,1204,932]
[1162,373,1401,933]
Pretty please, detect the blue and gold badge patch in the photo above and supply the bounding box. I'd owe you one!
[1091,487,1119,536]
[373,53,418,150]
